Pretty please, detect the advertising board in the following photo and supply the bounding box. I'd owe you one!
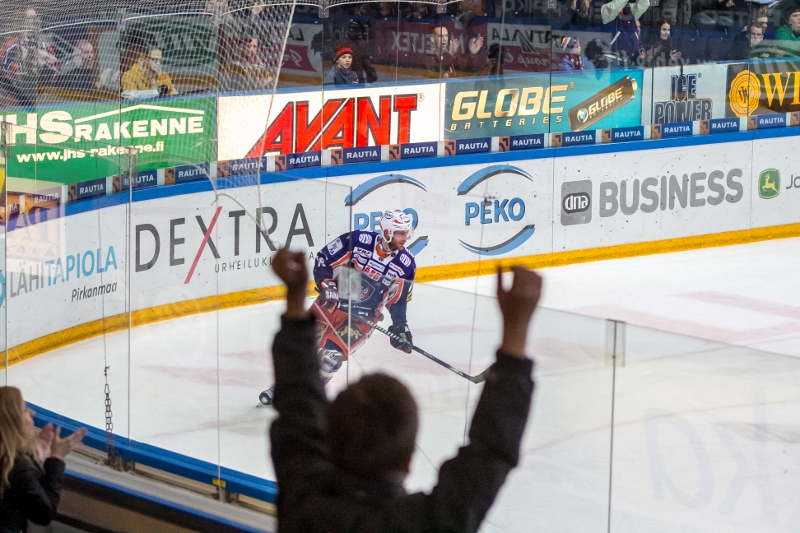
[726,59,800,117]
[281,22,324,79]
[2,97,216,184]
[646,63,729,124]
[218,84,441,159]
[329,161,554,266]
[444,68,643,138]
[750,136,800,228]
[552,141,753,251]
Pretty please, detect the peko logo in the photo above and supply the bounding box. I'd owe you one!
[458,165,536,256]
[134,204,315,284]
[345,174,427,255]
[599,169,744,217]
[561,180,592,226]
[758,169,780,199]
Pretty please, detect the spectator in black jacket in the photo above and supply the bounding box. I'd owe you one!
[0,387,86,531]
[269,248,540,532]
[600,0,650,64]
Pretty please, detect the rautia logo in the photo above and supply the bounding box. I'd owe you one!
[458,165,536,256]
[758,169,780,199]
[561,180,592,226]
[599,169,744,217]
[247,95,419,156]
[135,204,314,284]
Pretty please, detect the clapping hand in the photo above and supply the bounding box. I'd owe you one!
[50,426,87,460]
[34,423,54,462]
[469,35,484,55]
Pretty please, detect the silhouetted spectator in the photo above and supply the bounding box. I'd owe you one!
[423,25,484,78]
[224,37,274,91]
[268,248,540,532]
[58,40,101,92]
[600,0,650,64]
[563,0,599,26]
[335,21,378,83]
[727,22,771,59]
[326,46,359,85]
[645,18,683,65]
[0,8,59,106]
[776,1,800,55]
[559,36,595,70]
[121,47,178,96]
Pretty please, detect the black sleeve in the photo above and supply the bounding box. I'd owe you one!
[9,455,65,525]
[380,351,534,532]
[269,314,331,512]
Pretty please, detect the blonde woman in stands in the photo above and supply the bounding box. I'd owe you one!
[0,387,86,531]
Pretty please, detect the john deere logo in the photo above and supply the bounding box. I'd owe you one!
[759,169,780,199]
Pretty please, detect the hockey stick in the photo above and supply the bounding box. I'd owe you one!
[365,322,492,384]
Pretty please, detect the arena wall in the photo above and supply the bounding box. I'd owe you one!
[2,128,799,360]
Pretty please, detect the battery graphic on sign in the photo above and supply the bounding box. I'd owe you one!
[568,76,638,131]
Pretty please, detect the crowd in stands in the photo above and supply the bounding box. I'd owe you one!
[0,0,799,101]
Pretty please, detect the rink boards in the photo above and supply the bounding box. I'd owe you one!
[1,129,799,356]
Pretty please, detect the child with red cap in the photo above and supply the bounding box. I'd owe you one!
[326,46,359,86]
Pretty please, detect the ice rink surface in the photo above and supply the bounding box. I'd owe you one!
[5,237,800,532]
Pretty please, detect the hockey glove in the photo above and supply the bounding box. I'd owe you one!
[318,280,339,311]
[388,323,413,354]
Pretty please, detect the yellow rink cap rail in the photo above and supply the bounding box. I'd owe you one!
[6,222,800,365]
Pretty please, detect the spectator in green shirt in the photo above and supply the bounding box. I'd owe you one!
[775,2,800,55]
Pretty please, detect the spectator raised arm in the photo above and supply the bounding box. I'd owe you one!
[269,247,541,532]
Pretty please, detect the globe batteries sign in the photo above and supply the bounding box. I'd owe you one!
[444,69,644,139]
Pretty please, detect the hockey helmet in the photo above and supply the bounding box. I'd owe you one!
[379,210,413,242]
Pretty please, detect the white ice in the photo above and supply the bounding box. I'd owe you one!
[4,237,800,532]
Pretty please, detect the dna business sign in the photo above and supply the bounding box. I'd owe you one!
[2,97,216,183]
[444,69,644,139]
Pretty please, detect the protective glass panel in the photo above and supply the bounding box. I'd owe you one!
[610,324,800,531]
[0,125,130,447]
[215,173,353,479]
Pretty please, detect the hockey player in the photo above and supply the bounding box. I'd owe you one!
[260,210,416,405]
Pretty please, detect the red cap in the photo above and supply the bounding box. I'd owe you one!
[335,47,353,61]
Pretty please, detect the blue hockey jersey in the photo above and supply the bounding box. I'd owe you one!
[314,230,416,324]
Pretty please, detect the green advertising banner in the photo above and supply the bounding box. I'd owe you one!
[2,96,216,184]
[444,69,644,139]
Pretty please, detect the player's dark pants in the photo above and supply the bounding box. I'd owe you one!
[310,300,376,382]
